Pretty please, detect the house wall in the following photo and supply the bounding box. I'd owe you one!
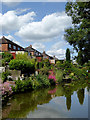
[8,44,24,51]
[31,51,34,56]
[49,59,55,64]
[0,44,8,51]
[36,57,42,62]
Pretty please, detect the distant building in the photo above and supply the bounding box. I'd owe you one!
[42,51,58,64]
[25,45,43,62]
[0,36,58,63]
[0,36,26,59]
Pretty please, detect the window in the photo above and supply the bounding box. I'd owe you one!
[18,47,20,50]
[9,44,11,48]
[13,45,16,50]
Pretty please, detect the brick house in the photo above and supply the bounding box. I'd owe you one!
[25,45,58,63]
[0,36,58,63]
[42,51,57,64]
[25,45,43,62]
[0,36,26,59]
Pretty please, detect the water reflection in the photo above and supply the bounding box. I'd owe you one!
[77,89,85,105]
[66,95,71,111]
[2,81,88,118]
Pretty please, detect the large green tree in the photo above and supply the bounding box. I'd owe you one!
[64,2,90,65]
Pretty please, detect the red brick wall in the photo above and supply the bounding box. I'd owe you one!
[0,44,8,51]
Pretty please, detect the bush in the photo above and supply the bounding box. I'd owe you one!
[12,74,50,92]
[2,52,13,62]
[36,74,50,87]
[40,66,49,75]
[2,71,11,83]
[9,59,35,74]
[12,78,33,92]
[55,70,63,83]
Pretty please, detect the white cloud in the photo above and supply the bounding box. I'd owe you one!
[46,39,69,59]
[52,41,69,50]
[47,49,66,60]
[16,11,72,42]
[0,10,36,33]
[32,43,45,52]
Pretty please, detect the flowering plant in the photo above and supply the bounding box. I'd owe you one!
[0,82,13,101]
[48,75,56,82]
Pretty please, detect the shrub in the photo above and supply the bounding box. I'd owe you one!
[1,82,13,102]
[48,74,56,85]
[2,71,11,83]
[43,59,50,67]
[9,59,35,74]
[36,74,50,87]
[12,78,33,92]
[40,66,49,75]
[55,70,63,83]
[2,52,13,62]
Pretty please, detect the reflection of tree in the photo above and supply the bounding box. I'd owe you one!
[87,84,90,92]
[66,95,71,111]
[77,88,85,105]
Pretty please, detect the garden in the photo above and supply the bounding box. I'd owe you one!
[0,51,90,106]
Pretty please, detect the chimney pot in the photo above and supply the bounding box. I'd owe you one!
[30,45,32,48]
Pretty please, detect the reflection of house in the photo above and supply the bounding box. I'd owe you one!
[0,36,26,59]
[25,45,43,62]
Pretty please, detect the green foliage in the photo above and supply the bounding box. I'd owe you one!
[9,59,35,74]
[2,52,13,66]
[12,74,50,93]
[36,74,50,88]
[12,78,33,92]
[39,62,44,69]
[16,53,30,61]
[43,59,50,67]
[39,66,49,75]
[66,48,70,62]
[77,51,84,65]
[64,2,90,65]
[55,70,63,83]
[35,62,39,69]
[2,71,11,83]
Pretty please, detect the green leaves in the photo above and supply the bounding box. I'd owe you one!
[9,59,35,74]
[64,2,90,65]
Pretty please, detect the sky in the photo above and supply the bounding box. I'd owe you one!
[0,1,74,59]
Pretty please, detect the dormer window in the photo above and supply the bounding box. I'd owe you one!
[18,47,20,50]
[13,45,16,50]
[9,44,11,48]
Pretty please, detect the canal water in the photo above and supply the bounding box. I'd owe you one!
[2,82,89,119]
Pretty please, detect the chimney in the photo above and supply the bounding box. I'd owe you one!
[30,45,32,48]
[43,51,45,54]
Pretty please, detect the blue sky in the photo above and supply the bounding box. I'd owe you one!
[0,2,74,59]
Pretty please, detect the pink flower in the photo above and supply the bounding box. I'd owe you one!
[48,75,56,82]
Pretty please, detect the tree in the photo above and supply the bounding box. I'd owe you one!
[66,48,70,61]
[77,50,84,65]
[64,2,90,65]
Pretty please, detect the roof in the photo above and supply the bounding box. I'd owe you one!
[0,36,24,49]
[25,45,43,56]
